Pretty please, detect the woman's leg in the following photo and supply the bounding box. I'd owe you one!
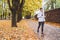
[37,22,41,32]
[41,22,44,34]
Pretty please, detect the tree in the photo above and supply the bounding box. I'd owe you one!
[7,0,17,27]
[51,0,56,9]
[45,0,56,11]
[7,0,25,27]
[23,0,42,17]
[17,0,25,22]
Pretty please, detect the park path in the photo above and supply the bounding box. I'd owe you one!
[25,19,60,40]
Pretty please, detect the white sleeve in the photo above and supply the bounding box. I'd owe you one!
[43,13,45,18]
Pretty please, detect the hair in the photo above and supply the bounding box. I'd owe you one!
[40,8,42,10]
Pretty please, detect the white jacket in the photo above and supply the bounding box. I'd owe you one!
[35,10,45,22]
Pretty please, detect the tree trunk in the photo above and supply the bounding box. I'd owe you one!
[51,3,54,9]
[51,0,54,9]
[7,0,25,26]
[7,0,17,27]
[17,0,25,22]
[12,11,17,27]
[17,10,22,22]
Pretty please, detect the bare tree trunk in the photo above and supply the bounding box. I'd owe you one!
[7,0,17,27]
[7,0,25,26]
[17,0,25,22]
[51,1,54,9]
[12,10,17,27]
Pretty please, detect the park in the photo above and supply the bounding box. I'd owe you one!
[0,0,60,40]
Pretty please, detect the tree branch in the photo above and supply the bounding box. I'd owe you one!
[20,0,25,8]
[7,0,12,11]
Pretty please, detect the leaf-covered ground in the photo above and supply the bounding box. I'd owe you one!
[45,22,60,28]
[0,20,39,40]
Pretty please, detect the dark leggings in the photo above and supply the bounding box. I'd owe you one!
[37,22,44,34]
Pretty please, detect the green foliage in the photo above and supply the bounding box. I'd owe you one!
[45,0,60,11]
[0,0,9,16]
[0,0,2,16]
[56,0,60,8]
[23,0,42,17]
[0,0,42,17]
